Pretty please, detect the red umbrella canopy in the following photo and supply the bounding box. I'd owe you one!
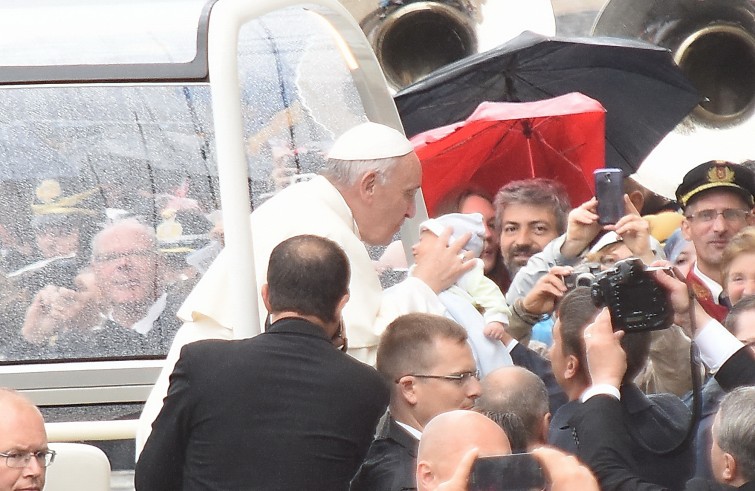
[411,92,606,217]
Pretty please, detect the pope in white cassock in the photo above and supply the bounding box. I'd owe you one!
[136,122,477,455]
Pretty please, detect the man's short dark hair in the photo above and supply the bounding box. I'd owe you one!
[376,313,467,383]
[493,178,570,234]
[557,287,650,383]
[266,235,349,323]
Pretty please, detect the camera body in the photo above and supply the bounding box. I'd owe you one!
[590,257,673,332]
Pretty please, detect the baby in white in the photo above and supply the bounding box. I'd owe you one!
[412,212,513,375]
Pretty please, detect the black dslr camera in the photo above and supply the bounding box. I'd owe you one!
[590,257,674,332]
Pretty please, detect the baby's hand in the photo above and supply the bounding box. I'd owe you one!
[483,321,508,340]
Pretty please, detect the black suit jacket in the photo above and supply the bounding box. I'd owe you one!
[135,318,390,491]
[567,350,755,491]
[350,415,419,491]
[549,383,694,490]
[571,395,753,491]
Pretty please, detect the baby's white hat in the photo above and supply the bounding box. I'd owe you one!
[420,213,485,257]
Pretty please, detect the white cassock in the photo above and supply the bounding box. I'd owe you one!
[136,175,445,456]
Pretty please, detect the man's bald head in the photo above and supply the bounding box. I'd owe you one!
[477,366,550,448]
[416,410,511,491]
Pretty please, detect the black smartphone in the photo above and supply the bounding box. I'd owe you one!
[468,453,546,491]
[594,168,624,225]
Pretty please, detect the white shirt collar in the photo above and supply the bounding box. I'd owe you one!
[107,293,168,335]
[395,420,422,440]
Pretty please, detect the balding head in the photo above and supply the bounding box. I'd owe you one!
[416,410,511,491]
[0,389,49,491]
[477,366,550,448]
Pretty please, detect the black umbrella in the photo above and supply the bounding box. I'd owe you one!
[394,31,701,173]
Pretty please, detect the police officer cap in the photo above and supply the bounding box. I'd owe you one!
[327,122,414,161]
[675,160,755,209]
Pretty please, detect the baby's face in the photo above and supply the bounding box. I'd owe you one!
[412,230,438,263]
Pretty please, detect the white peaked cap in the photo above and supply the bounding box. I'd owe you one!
[420,213,485,258]
[327,122,414,160]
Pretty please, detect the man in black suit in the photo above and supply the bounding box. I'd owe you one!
[135,235,390,490]
[547,287,694,489]
[568,283,755,491]
[350,313,482,491]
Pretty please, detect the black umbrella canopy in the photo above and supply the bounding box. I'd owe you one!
[394,31,701,174]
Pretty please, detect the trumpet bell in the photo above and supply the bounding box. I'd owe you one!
[342,0,556,90]
[362,2,477,89]
[593,0,755,199]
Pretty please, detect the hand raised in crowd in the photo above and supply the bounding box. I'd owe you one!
[411,228,476,293]
[432,447,479,491]
[561,197,602,259]
[431,446,599,491]
[650,263,713,336]
[530,446,600,491]
[582,307,627,389]
[521,265,574,316]
[608,195,655,264]
[22,285,80,344]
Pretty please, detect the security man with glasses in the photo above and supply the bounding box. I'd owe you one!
[0,388,54,491]
[677,160,755,322]
[350,313,481,491]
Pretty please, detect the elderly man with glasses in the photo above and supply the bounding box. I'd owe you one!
[0,388,54,491]
[350,313,481,491]
[677,160,755,322]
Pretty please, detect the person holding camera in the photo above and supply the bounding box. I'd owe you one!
[545,285,695,489]
[569,270,755,490]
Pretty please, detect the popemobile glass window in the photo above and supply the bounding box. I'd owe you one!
[0,6,368,365]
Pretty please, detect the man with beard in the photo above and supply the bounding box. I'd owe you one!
[494,179,570,286]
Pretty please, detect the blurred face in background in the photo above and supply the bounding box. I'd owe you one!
[724,252,755,306]
[459,194,500,275]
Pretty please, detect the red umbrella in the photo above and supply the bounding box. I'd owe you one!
[411,92,606,217]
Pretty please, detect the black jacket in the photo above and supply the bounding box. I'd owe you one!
[350,416,419,491]
[549,383,694,489]
[135,317,390,491]
[568,346,755,491]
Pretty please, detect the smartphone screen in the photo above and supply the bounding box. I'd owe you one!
[468,453,546,491]
[594,168,624,225]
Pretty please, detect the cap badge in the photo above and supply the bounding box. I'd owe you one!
[707,165,735,184]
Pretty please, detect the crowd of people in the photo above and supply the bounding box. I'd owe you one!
[3,120,755,490]
[0,177,220,361]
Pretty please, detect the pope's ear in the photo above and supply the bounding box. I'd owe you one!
[358,171,379,201]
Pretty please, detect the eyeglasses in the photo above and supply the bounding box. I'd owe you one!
[685,208,751,224]
[396,370,480,384]
[0,450,56,469]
